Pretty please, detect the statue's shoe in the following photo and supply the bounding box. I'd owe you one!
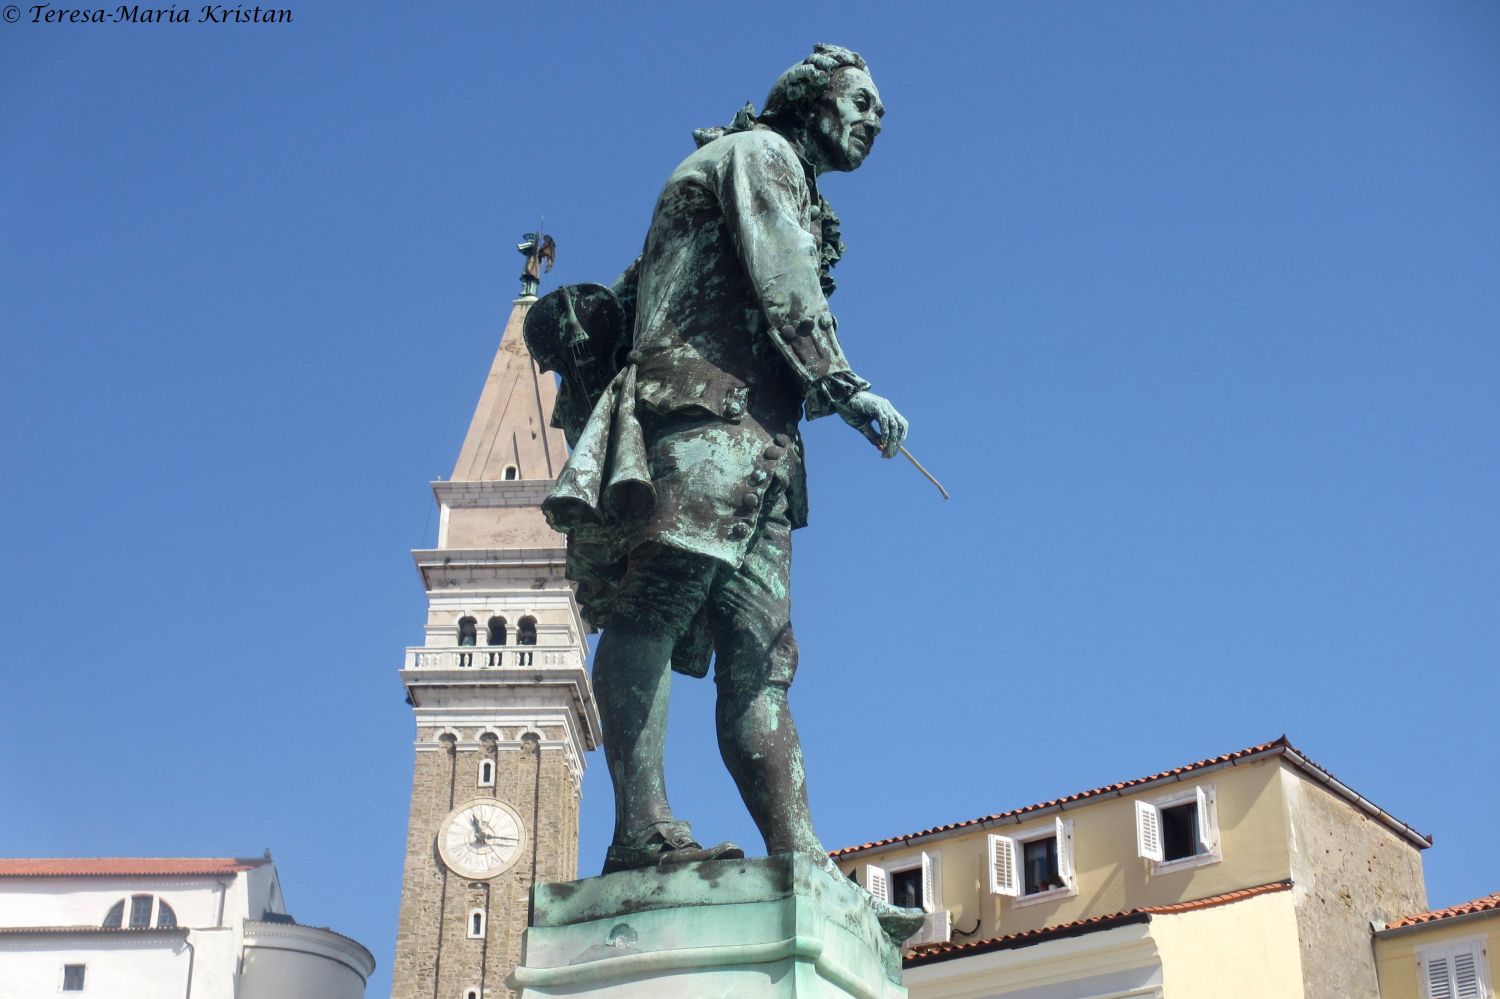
[601,820,744,875]
[870,898,928,944]
[807,852,927,944]
[658,841,745,867]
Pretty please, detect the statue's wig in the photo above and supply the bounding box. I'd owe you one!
[760,43,869,128]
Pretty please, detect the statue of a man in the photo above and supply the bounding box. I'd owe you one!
[542,42,920,936]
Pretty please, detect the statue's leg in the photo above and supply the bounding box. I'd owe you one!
[710,500,928,943]
[714,628,829,860]
[707,505,828,862]
[593,621,676,848]
[593,543,743,872]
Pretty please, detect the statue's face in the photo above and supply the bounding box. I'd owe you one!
[810,67,884,173]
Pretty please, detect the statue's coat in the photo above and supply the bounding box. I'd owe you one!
[543,127,869,671]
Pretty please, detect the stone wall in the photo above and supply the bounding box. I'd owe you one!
[392,737,581,999]
[1283,766,1427,999]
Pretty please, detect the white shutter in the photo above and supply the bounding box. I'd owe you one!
[1136,801,1163,862]
[987,834,1019,896]
[1424,953,1455,999]
[1196,785,1218,853]
[864,865,890,904]
[1452,948,1481,999]
[1055,817,1076,889]
[919,852,936,913]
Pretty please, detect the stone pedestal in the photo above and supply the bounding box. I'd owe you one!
[509,854,907,999]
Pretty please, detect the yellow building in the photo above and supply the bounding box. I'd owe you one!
[833,737,1460,998]
[1376,892,1499,999]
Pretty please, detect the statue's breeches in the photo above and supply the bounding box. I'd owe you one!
[611,478,797,693]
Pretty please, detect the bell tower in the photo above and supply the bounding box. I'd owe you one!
[391,275,599,999]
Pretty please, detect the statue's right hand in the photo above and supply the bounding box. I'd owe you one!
[837,391,909,459]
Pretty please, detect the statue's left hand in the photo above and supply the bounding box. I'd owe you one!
[837,391,909,459]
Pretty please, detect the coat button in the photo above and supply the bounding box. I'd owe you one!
[741,492,761,511]
[762,446,785,461]
[779,323,796,341]
[796,317,816,337]
[818,313,835,331]
[750,469,768,484]
[729,523,750,540]
[773,433,791,447]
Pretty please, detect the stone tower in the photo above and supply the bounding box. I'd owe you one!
[391,287,599,999]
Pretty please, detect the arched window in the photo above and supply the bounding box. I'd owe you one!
[503,465,519,481]
[467,909,486,939]
[457,616,477,667]
[129,895,153,929]
[465,989,480,999]
[516,615,537,666]
[156,900,176,929]
[486,616,507,646]
[479,759,494,787]
[102,900,124,929]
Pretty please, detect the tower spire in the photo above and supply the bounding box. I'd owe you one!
[450,295,570,484]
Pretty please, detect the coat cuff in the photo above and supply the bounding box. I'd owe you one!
[806,370,870,421]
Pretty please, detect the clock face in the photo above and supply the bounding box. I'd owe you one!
[437,798,525,880]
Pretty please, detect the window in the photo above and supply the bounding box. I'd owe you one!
[1160,801,1199,861]
[457,616,477,667]
[516,616,537,665]
[467,908,486,939]
[1023,836,1060,894]
[988,817,1076,901]
[865,853,934,912]
[129,894,153,929]
[62,964,86,991]
[864,852,949,945]
[105,895,175,929]
[479,759,494,787]
[503,465,519,480]
[465,989,480,999]
[1419,938,1490,999]
[1136,784,1220,871]
[890,867,923,909]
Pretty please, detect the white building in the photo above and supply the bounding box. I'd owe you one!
[0,854,374,998]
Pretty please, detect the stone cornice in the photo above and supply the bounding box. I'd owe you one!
[433,479,556,508]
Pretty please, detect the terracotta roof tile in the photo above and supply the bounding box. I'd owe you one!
[832,737,1430,858]
[1386,891,1500,930]
[905,880,1294,967]
[0,857,268,878]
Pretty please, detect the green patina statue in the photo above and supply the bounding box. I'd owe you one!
[527,43,922,941]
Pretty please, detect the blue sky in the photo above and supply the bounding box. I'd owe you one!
[2,2,1496,994]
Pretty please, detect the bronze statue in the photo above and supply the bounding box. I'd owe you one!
[530,43,922,940]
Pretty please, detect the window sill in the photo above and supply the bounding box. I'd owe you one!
[1150,850,1221,876]
[1011,885,1078,908]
